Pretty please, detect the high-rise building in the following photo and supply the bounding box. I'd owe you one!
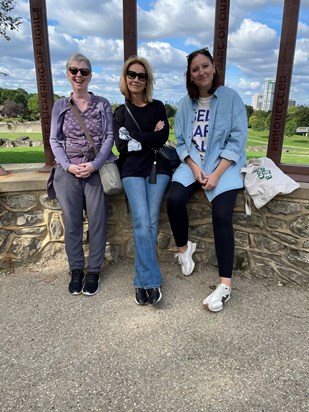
[251,81,296,112]
[262,80,275,111]
[251,93,263,110]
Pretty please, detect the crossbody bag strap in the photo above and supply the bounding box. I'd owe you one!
[69,100,98,155]
[124,103,142,132]
[124,104,158,184]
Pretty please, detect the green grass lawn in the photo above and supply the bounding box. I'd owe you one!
[247,130,309,163]
[0,147,45,163]
[0,132,43,141]
[1,130,308,165]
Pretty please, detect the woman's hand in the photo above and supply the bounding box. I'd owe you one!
[201,171,220,190]
[68,162,95,178]
[185,157,208,186]
[154,120,165,131]
[201,159,232,190]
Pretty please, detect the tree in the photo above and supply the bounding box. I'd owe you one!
[0,87,14,104]
[2,100,25,117]
[13,88,29,105]
[27,94,40,119]
[249,110,268,131]
[112,102,120,113]
[168,117,175,130]
[285,120,297,137]
[245,105,254,120]
[164,104,176,118]
[287,106,309,127]
[0,0,22,40]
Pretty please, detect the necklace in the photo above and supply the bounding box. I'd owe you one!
[72,94,90,104]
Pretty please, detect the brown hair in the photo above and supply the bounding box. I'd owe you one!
[119,55,154,102]
[185,48,221,99]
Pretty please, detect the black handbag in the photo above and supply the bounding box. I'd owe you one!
[156,144,180,170]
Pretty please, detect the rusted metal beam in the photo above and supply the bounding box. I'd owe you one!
[267,0,300,164]
[123,0,137,61]
[279,165,309,182]
[29,0,54,170]
[213,0,230,85]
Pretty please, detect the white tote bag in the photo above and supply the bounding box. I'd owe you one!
[99,161,123,195]
[240,157,300,215]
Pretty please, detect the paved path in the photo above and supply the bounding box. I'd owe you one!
[0,259,308,412]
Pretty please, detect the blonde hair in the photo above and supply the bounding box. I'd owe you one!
[120,55,154,102]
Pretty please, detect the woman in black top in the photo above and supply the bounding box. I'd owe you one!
[113,56,171,305]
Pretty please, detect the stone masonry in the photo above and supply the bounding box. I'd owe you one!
[0,171,308,286]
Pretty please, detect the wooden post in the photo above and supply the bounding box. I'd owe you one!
[29,0,54,170]
[123,0,137,61]
[213,0,230,85]
[267,0,300,164]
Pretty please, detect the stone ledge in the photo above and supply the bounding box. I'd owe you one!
[1,163,308,195]
[0,171,48,192]
[0,164,308,286]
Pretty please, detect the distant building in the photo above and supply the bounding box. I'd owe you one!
[262,80,275,111]
[251,81,296,112]
[251,93,263,110]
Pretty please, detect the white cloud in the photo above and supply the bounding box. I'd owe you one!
[229,19,277,54]
[0,0,308,106]
[227,19,278,82]
[138,0,214,40]
[46,0,123,38]
[298,21,309,36]
[238,78,261,90]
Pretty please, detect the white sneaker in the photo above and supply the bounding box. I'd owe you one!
[174,240,197,276]
[203,283,231,312]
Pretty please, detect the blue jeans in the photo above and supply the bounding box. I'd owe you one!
[122,174,171,289]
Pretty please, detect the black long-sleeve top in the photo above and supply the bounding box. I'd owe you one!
[113,99,171,178]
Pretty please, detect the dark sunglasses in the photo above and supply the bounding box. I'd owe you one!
[186,47,209,59]
[126,70,147,82]
[68,67,91,76]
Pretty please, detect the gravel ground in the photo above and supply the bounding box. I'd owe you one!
[0,258,308,412]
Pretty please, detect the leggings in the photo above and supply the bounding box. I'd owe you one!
[166,181,239,278]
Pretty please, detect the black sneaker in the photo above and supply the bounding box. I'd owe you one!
[135,288,148,305]
[146,288,162,305]
[69,269,84,295]
[82,273,100,296]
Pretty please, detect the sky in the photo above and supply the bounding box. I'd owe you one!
[0,0,308,107]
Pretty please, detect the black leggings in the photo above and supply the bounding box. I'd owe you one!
[166,181,239,278]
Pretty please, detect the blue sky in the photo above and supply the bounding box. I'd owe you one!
[0,0,308,106]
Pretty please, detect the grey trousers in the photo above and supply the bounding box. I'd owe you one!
[54,165,108,273]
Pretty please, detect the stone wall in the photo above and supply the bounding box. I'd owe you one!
[0,176,308,286]
[0,121,42,133]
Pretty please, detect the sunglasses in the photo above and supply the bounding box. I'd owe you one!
[126,70,147,82]
[186,47,209,59]
[68,67,91,76]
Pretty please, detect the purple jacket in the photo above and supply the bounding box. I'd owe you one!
[50,94,116,171]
